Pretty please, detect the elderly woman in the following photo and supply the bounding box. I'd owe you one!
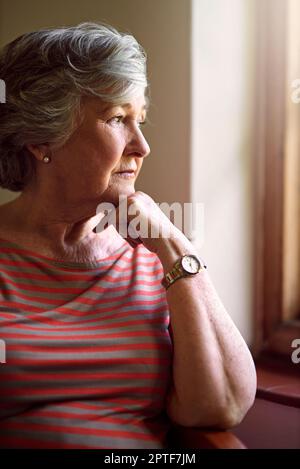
[0,22,256,449]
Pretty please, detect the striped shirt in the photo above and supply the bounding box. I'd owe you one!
[0,238,172,448]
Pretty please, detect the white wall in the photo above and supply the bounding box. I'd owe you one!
[191,0,255,344]
[0,0,255,344]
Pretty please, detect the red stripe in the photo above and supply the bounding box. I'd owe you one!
[7,341,170,353]
[1,275,163,294]
[55,301,167,318]
[0,300,42,313]
[23,409,144,427]
[0,254,159,272]
[0,385,164,398]
[0,312,167,332]
[0,312,18,319]
[0,419,160,441]
[0,269,162,289]
[6,357,170,369]
[1,329,167,340]
[30,304,167,321]
[0,396,155,411]
[0,296,165,313]
[0,260,161,283]
[1,314,169,332]
[66,398,153,409]
[2,286,164,306]
[0,370,168,382]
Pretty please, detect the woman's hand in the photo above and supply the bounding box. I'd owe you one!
[109,190,189,256]
[109,191,198,274]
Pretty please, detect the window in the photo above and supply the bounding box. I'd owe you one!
[253,0,300,359]
[283,0,300,323]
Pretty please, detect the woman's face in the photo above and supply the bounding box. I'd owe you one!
[49,92,150,208]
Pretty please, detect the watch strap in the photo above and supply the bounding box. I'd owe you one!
[161,261,182,289]
[162,255,206,290]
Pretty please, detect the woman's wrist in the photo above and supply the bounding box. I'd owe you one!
[154,231,199,274]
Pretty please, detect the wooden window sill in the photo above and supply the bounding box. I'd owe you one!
[255,356,300,408]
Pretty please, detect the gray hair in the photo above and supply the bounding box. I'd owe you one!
[0,22,148,192]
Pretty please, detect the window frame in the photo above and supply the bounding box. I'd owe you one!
[253,0,300,360]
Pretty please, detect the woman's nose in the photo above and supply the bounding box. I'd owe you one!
[125,126,150,158]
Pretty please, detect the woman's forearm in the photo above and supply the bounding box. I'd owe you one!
[156,234,257,429]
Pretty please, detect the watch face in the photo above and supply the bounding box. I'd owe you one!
[181,255,201,274]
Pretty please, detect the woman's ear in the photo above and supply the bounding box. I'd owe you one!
[26,144,50,162]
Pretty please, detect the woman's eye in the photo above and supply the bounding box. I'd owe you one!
[107,115,124,125]
[106,116,147,128]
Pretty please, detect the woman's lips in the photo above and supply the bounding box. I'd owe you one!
[113,170,136,178]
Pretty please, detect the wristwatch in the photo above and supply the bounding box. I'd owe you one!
[162,254,207,290]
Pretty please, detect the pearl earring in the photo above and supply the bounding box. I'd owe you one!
[43,155,51,164]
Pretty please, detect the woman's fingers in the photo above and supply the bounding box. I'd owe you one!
[104,191,179,252]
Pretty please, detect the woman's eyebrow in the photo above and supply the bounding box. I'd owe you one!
[97,102,148,119]
[121,102,149,112]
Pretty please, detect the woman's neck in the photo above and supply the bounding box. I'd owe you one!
[0,194,124,263]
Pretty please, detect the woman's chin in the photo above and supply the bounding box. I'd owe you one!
[99,184,136,206]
